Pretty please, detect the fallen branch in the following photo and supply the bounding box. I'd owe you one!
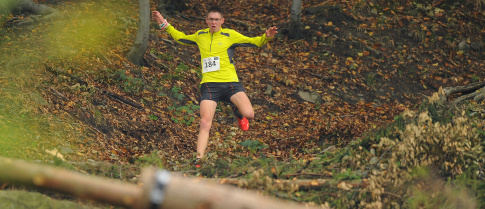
[285,172,333,178]
[209,178,363,191]
[452,86,485,105]
[47,92,112,136]
[0,157,322,209]
[45,66,144,110]
[443,81,485,97]
[48,87,68,102]
[101,89,144,110]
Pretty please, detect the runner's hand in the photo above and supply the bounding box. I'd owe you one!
[152,11,166,25]
[265,26,278,37]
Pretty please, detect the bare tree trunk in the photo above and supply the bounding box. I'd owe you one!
[127,0,150,66]
[289,0,302,39]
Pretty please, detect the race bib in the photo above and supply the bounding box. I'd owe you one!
[202,56,220,73]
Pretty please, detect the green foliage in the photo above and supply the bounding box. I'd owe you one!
[162,63,189,81]
[100,69,144,93]
[148,114,158,121]
[333,168,361,181]
[364,73,376,87]
[169,102,199,125]
[136,152,165,168]
[171,86,185,101]
[239,140,268,155]
[158,52,173,61]
[471,74,480,82]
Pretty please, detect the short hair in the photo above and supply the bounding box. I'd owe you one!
[206,6,223,17]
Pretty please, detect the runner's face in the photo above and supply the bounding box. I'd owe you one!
[206,12,224,33]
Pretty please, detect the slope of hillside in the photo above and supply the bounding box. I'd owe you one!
[1,0,485,208]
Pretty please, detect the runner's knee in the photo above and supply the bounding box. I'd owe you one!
[200,117,212,130]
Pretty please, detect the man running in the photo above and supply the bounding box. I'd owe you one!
[152,6,278,167]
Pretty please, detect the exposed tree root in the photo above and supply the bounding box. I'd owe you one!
[3,0,62,26]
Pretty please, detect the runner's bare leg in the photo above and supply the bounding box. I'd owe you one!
[197,100,218,158]
[230,92,254,119]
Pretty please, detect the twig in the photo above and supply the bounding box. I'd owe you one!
[433,0,445,7]
[317,145,336,155]
[48,87,68,102]
[383,191,402,199]
[274,192,300,202]
[227,172,246,178]
[285,172,332,178]
[293,159,313,174]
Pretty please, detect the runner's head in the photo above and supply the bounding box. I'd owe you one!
[206,6,224,33]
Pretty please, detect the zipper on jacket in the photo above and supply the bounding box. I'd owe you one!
[210,33,214,53]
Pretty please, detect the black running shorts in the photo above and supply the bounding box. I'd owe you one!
[200,82,246,102]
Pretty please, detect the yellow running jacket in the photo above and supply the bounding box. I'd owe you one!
[165,25,272,84]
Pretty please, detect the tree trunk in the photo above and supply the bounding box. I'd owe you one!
[289,0,302,39]
[127,0,150,66]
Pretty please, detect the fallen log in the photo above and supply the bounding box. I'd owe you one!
[443,81,485,97]
[0,157,322,209]
[0,157,144,208]
[441,81,485,105]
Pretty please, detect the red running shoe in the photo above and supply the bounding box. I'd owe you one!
[237,117,249,131]
[193,158,201,168]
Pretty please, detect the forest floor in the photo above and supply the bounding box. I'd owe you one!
[1,0,485,208]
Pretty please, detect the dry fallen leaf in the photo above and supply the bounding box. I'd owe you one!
[337,181,353,190]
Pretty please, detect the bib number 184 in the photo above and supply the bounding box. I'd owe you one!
[202,56,220,73]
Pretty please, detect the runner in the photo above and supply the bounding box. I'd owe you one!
[152,6,278,168]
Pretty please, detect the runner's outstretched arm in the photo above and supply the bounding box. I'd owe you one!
[152,11,198,46]
[229,26,278,48]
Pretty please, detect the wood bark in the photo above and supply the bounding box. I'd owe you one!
[142,168,322,209]
[289,0,302,39]
[0,157,146,209]
[127,0,150,66]
[0,157,321,209]
[443,81,485,97]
